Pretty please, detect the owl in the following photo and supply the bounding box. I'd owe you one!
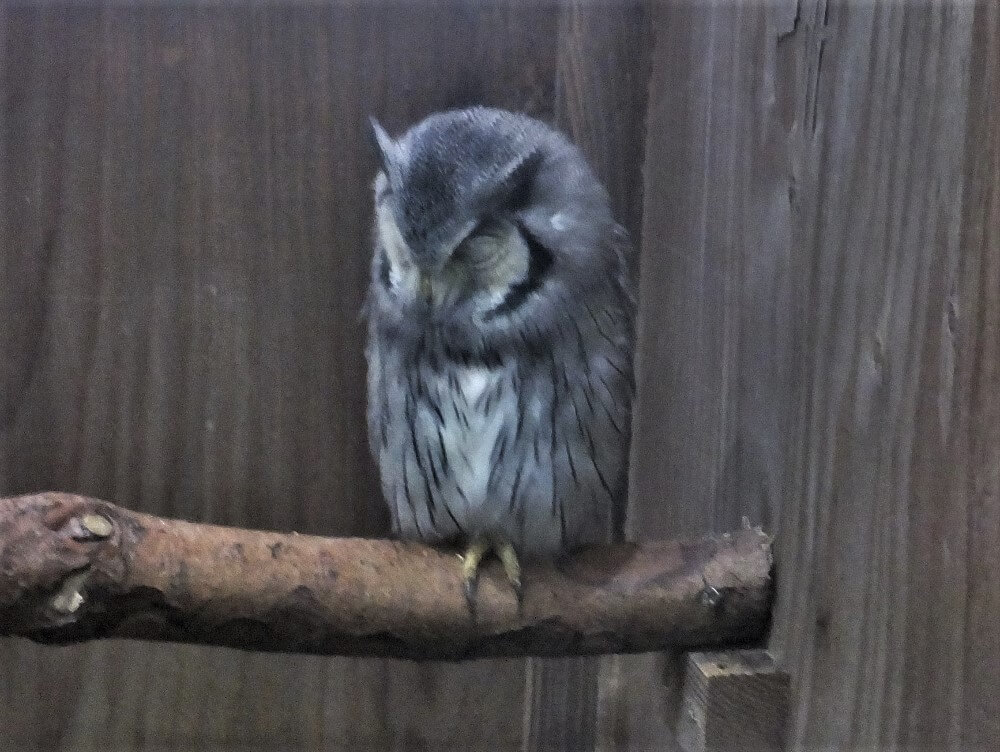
[365,107,635,611]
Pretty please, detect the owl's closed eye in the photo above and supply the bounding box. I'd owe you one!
[364,106,635,612]
[369,117,554,315]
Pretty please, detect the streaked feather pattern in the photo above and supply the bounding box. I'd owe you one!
[365,107,635,558]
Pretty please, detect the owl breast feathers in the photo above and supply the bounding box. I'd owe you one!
[365,107,635,558]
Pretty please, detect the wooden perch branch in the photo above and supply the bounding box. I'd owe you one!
[0,492,773,660]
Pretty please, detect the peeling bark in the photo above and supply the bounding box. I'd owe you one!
[0,493,772,661]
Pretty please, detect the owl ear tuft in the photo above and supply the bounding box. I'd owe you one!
[368,116,402,187]
[497,149,544,210]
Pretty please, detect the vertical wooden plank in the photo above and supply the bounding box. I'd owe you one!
[635,2,997,750]
[0,8,107,748]
[625,1,797,748]
[630,0,796,540]
[956,8,1000,748]
[522,3,651,751]
[769,1,999,751]
[553,0,650,240]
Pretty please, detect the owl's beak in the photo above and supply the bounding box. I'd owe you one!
[419,272,433,304]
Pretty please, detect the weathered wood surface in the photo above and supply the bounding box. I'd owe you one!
[538,3,651,749]
[632,1,1000,751]
[771,2,1000,750]
[0,492,773,659]
[624,2,799,746]
[0,2,651,750]
[677,650,790,752]
[2,0,998,750]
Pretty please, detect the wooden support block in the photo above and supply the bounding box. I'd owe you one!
[677,650,790,752]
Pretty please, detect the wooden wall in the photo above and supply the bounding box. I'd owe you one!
[2,1,998,751]
[632,0,1000,750]
[773,2,1000,749]
[0,2,650,750]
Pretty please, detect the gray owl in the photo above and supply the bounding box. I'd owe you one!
[365,107,635,610]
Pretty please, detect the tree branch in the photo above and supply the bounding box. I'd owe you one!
[0,492,773,660]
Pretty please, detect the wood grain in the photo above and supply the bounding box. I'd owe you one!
[0,1,649,750]
[630,0,795,540]
[636,2,1000,751]
[956,10,1000,749]
[0,492,773,659]
[624,3,799,748]
[677,650,789,752]
[534,2,652,750]
[769,1,1000,750]
[3,0,997,750]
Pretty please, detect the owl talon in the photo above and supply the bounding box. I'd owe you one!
[459,537,524,616]
[495,539,524,613]
[461,537,490,618]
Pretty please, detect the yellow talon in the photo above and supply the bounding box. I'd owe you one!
[460,536,524,617]
[461,537,491,614]
[495,538,523,609]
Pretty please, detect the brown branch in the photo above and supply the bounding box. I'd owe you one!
[0,492,773,660]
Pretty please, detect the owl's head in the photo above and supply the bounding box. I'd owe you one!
[368,107,622,358]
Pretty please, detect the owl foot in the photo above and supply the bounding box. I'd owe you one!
[460,537,490,614]
[460,536,523,617]
[496,539,523,609]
